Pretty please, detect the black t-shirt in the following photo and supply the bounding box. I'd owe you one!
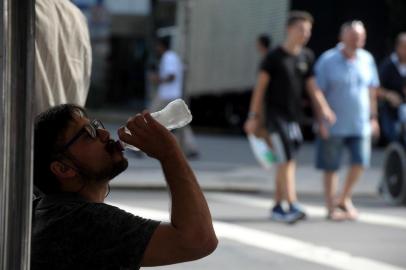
[261,46,315,122]
[31,193,160,270]
[379,56,406,118]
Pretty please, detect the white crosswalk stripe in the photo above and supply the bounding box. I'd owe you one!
[110,202,406,270]
[207,193,406,230]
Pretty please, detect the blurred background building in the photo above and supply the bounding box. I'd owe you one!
[73,0,406,135]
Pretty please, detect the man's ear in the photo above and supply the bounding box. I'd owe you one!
[50,161,76,178]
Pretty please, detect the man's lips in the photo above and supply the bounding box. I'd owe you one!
[115,140,124,151]
[106,140,125,154]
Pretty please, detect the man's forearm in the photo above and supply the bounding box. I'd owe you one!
[313,90,330,121]
[306,78,331,121]
[376,87,386,99]
[249,88,264,116]
[370,87,378,117]
[376,87,393,100]
[248,72,269,116]
[160,148,215,240]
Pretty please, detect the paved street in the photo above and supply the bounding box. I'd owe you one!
[94,118,406,270]
[107,190,406,270]
[100,120,385,195]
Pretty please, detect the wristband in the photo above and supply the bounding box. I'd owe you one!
[247,112,259,119]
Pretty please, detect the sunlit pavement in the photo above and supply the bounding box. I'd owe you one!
[107,190,406,270]
[99,121,406,270]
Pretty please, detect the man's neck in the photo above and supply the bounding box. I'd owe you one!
[79,182,109,203]
[342,46,357,59]
[282,40,302,55]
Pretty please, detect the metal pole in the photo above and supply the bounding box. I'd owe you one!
[181,0,192,102]
[0,0,35,268]
[147,0,159,104]
[176,0,192,150]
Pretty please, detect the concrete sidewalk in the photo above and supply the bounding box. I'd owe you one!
[87,108,385,195]
[109,132,385,196]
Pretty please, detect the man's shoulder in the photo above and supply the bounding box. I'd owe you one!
[358,48,373,57]
[36,0,86,23]
[34,194,125,221]
[162,51,182,70]
[163,50,180,60]
[262,47,286,67]
[74,201,134,220]
[34,194,158,233]
[318,47,340,63]
[266,46,284,58]
[357,49,376,63]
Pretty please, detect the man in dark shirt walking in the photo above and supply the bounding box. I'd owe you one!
[244,11,335,223]
[32,104,217,269]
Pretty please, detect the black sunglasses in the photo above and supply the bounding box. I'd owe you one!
[59,119,105,152]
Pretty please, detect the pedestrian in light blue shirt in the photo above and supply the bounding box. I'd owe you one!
[314,21,380,221]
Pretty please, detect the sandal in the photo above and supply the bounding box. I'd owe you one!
[326,208,348,221]
[337,203,359,221]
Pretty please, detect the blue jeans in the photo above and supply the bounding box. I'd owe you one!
[316,136,371,172]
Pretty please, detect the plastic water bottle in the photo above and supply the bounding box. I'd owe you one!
[247,134,277,170]
[121,99,193,151]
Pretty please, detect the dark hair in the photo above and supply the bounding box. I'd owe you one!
[34,104,87,194]
[157,36,171,50]
[258,34,272,49]
[287,10,314,26]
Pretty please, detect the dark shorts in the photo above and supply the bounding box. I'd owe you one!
[267,117,303,163]
[316,136,371,171]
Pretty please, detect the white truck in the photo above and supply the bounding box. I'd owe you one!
[173,0,289,97]
[170,0,289,131]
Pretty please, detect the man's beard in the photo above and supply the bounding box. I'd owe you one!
[102,140,128,180]
[92,158,128,182]
[72,140,129,183]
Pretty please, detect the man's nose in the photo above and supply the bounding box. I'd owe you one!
[97,128,110,142]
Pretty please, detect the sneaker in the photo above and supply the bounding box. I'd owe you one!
[270,204,288,222]
[285,203,307,224]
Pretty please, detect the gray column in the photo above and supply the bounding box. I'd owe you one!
[0,0,35,268]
